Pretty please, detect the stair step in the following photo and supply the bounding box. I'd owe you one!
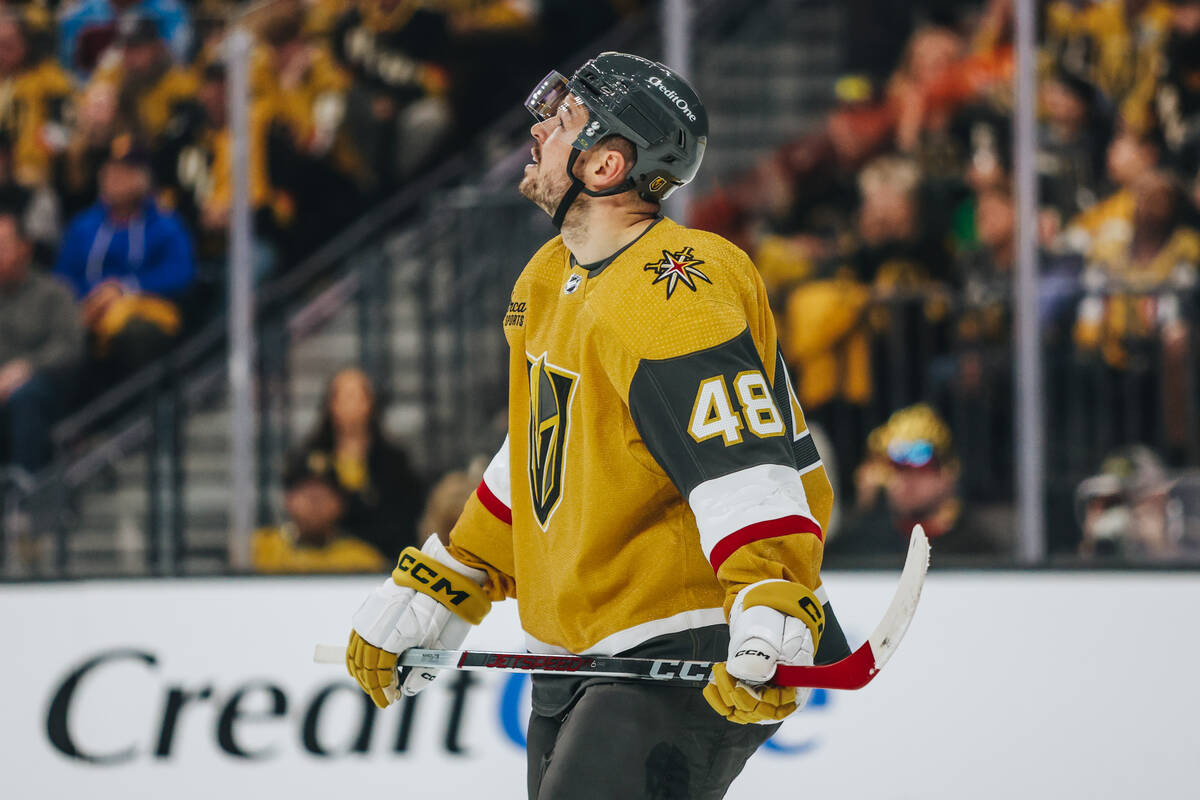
[47,0,845,574]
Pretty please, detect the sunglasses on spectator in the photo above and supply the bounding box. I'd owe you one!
[887,439,937,469]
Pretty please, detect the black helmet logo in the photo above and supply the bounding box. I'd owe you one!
[646,76,698,122]
[649,177,667,193]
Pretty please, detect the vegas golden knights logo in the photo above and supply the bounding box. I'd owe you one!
[527,353,578,529]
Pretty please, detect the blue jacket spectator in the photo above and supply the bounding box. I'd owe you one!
[58,0,191,78]
[54,136,195,375]
[55,197,195,300]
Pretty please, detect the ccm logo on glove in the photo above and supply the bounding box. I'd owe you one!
[798,596,824,637]
[394,553,471,605]
[391,546,491,625]
[734,649,772,661]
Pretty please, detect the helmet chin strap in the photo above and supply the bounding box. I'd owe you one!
[551,148,635,229]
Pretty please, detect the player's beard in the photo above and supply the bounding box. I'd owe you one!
[519,155,575,217]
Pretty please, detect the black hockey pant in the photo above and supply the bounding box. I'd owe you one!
[526,682,777,799]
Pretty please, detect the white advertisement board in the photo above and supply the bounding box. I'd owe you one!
[1,572,1197,799]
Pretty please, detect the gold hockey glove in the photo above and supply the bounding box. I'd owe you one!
[346,630,399,708]
[704,580,824,725]
[346,536,491,707]
[704,662,798,724]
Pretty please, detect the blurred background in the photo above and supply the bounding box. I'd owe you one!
[3,0,1200,574]
[3,1,1200,797]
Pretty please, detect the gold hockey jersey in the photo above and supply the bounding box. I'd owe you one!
[447,217,833,656]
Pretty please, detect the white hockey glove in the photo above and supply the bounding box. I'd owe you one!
[346,536,490,707]
[703,580,824,725]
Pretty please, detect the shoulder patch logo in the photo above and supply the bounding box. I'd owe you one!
[643,247,711,299]
[564,273,582,295]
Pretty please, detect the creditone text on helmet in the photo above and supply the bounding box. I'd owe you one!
[646,76,697,122]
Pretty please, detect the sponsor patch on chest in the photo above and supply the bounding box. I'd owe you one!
[505,300,526,327]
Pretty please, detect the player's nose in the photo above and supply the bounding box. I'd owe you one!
[530,118,551,142]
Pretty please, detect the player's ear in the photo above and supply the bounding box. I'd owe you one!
[585,145,629,192]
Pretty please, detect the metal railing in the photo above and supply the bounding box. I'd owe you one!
[792,278,1200,565]
[7,0,1197,578]
[2,0,771,578]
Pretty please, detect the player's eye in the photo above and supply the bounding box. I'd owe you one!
[557,103,577,128]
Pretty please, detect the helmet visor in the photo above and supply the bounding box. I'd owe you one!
[525,71,572,121]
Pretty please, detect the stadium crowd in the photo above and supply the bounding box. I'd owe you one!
[0,0,643,493]
[250,365,495,573]
[691,0,1200,560]
[7,0,1199,570]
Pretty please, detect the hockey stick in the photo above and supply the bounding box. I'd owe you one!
[316,526,930,690]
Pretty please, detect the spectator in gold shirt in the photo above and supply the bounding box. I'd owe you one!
[0,11,73,189]
[252,463,388,574]
[86,16,198,150]
[253,4,364,253]
[158,61,293,274]
[1045,0,1173,134]
[1074,170,1199,369]
[1065,126,1163,258]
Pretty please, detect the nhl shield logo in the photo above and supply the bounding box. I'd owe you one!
[526,353,579,529]
[564,273,582,295]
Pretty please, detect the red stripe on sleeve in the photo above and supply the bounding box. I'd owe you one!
[475,480,512,525]
[709,515,823,573]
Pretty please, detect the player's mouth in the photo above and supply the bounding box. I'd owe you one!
[527,146,540,169]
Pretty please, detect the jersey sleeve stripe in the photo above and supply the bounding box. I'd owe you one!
[798,459,825,476]
[774,351,824,472]
[476,480,513,525]
[481,435,512,506]
[792,432,821,472]
[688,462,821,563]
[709,515,823,573]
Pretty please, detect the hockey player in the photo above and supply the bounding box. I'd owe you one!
[345,52,850,798]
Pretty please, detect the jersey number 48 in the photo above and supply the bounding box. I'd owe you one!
[688,371,784,446]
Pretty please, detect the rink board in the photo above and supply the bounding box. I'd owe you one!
[1,571,1197,799]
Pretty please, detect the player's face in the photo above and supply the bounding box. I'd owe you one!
[519,94,589,215]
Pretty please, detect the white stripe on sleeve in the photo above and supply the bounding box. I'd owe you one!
[688,463,817,563]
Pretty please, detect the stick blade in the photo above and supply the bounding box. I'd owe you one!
[771,524,929,690]
[865,523,931,672]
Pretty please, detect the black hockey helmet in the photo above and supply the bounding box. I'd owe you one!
[525,52,708,227]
